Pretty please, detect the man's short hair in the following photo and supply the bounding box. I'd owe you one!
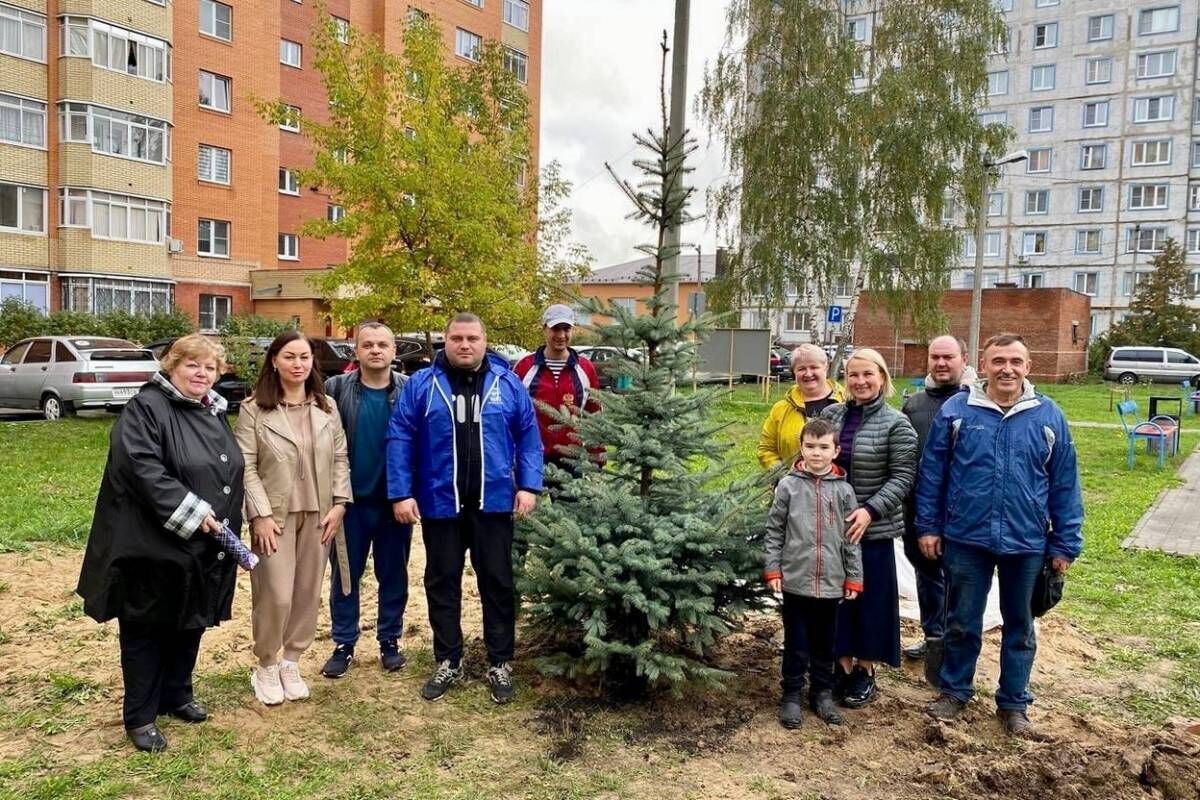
[982,333,1026,352]
[930,334,968,356]
[445,312,485,334]
[355,321,393,341]
[800,418,837,443]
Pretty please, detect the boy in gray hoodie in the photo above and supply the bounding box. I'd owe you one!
[764,418,864,729]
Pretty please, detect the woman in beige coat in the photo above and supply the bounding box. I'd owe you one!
[234,331,351,706]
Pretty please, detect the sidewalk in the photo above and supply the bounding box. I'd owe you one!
[1122,449,1200,557]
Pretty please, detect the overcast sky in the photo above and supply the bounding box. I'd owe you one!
[540,1,732,270]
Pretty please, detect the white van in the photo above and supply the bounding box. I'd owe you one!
[1104,346,1200,386]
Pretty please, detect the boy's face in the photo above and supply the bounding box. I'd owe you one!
[800,433,839,473]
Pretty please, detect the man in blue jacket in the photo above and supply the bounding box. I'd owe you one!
[387,313,543,704]
[916,333,1083,736]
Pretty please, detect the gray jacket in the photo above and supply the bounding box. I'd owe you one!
[820,395,919,541]
[324,370,408,455]
[764,464,864,599]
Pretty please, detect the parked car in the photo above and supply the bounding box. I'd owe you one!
[490,343,530,367]
[771,346,794,378]
[145,337,255,408]
[314,338,356,376]
[1104,346,1200,386]
[0,337,161,420]
[575,346,643,389]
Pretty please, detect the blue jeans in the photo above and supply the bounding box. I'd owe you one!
[902,534,946,639]
[939,540,1042,711]
[329,499,412,648]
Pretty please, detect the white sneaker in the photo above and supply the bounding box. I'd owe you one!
[251,664,285,706]
[278,660,310,701]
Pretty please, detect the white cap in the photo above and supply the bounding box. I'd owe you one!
[542,304,575,327]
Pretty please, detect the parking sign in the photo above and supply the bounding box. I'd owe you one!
[827,305,844,324]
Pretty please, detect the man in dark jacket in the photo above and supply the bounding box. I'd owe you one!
[918,333,1083,736]
[387,313,543,705]
[900,335,968,680]
[320,323,411,678]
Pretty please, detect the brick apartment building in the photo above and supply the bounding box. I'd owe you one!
[0,0,540,335]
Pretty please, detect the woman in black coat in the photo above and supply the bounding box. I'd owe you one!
[77,335,245,753]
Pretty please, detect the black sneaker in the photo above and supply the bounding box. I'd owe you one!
[840,665,878,709]
[778,690,803,729]
[321,643,354,679]
[421,660,462,701]
[127,723,168,753]
[487,662,515,704]
[809,690,843,725]
[902,640,928,660]
[380,639,407,672]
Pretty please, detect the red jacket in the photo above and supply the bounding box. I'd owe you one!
[514,347,601,461]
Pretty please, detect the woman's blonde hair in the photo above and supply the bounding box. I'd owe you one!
[789,343,828,368]
[844,347,894,398]
[161,334,227,375]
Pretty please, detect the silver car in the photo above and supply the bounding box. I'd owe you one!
[0,336,161,419]
[1104,346,1200,387]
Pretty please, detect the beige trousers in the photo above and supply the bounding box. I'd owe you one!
[250,511,327,667]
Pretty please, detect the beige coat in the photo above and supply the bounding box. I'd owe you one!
[234,397,353,593]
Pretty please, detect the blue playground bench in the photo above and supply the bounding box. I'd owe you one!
[1117,399,1179,470]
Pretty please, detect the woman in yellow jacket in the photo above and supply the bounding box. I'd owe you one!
[757,344,846,470]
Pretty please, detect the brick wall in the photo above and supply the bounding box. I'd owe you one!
[58,143,172,198]
[174,282,252,330]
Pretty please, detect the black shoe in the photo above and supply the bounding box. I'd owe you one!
[903,640,928,660]
[924,637,945,689]
[840,666,878,709]
[927,693,966,720]
[321,643,355,679]
[421,659,463,701]
[166,701,208,723]
[996,708,1032,736]
[380,639,407,672]
[127,723,168,753]
[832,666,853,702]
[487,662,515,704]
[778,690,803,729]
[809,690,843,725]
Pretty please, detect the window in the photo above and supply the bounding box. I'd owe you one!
[1137,50,1177,79]
[515,158,528,189]
[199,71,231,112]
[1190,183,1200,211]
[1126,227,1168,253]
[1027,147,1051,173]
[503,48,527,84]
[1131,139,1172,166]
[333,16,350,44]
[61,18,168,82]
[1023,231,1048,255]
[963,231,1002,257]
[327,204,344,222]
[278,168,299,195]
[1078,187,1103,212]
[1133,96,1174,123]
[962,271,1001,289]
[60,276,172,314]
[280,39,301,67]
[463,0,483,6]
[1189,229,1200,253]
[1029,106,1053,132]
[503,0,530,31]
[279,104,300,133]
[1074,271,1100,294]
[986,70,1008,96]
[1031,64,1055,91]
[1123,271,1152,295]
[278,233,298,260]
[1025,190,1049,215]
[1195,97,1200,125]
[1075,234,1102,258]
[86,191,167,244]
[987,192,1004,216]
[978,110,1007,127]
[1191,271,1200,295]
[1080,143,1107,169]
[0,93,45,148]
[59,188,88,227]
[1083,100,1109,128]
[198,144,230,184]
[1138,6,1180,36]
[1087,14,1113,41]
[455,28,481,61]
[1085,57,1112,85]
[0,3,45,62]
[0,183,45,233]
[784,310,812,332]
[1192,140,1200,168]
[1129,184,1169,209]
[0,270,49,312]
[1034,0,1058,6]
[992,25,1010,55]
[199,0,232,41]
[994,0,1013,10]
[198,218,229,257]
[846,17,866,41]
[1022,273,1045,289]
[1033,23,1058,49]
[58,104,168,165]
[198,294,231,332]
[611,298,636,314]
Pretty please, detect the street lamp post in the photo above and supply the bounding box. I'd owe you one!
[969,149,1029,367]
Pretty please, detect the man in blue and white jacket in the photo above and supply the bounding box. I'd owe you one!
[387,312,543,705]
[916,333,1083,736]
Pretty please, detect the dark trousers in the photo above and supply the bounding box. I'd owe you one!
[117,620,203,730]
[329,498,413,647]
[422,511,515,666]
[780,593,841,696]
[902,534,947,639]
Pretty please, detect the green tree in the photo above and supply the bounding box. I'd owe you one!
[1101,238,1200,369]
[219,314,294,388]
[0,298,46,349]
[517,40,770,697]
[700,0,1010,356]
[259,8,537,343]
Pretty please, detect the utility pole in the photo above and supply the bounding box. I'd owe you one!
[663,0,690,282]
[968,149,1028,366]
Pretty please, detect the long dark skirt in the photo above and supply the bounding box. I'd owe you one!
[835,537,901,667]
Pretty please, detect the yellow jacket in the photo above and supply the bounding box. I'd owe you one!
[756,380,846,470]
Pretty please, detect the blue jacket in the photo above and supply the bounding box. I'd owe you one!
[915,381,1084,560]
[386,352,543,519]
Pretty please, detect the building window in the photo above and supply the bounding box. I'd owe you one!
[503,48,528,84]
[86,191,167,244]
[986,192,1004,216]
[61,276,172,315]
[455,28,482,61]
[0,93,45,148]
[611,297,636,315]
[962,271,1001,289]
[1129,184,1169,210]
[1029,106,1053,133]
[279,104,301,133]
[1192,140,1200,168]
[986,70,1008,96]
[1137,50,1177,79]
[1133,96,1174,123]
[992,25,1010,55]
[1131,139,1172,166]
[784,310,812,332]
[0,183,45,233]
[1075,233,1102,258]
[846,17,867,41]
[278,233,299,260]
[199,0,232,41]
[1033,22,1058,49]
[58,103,168,165]
[1126,227,1167,254]
[503,0,530,32]
[1123,271,1151,295]
[1087,14,1113,42]
[198,294,231,332]
[198,144,230,184]
[1138,6,1180,36]
[60,17,168,83]
[1026,148,1051,173]
[333,16,350,44]
[1080,143,1107,170]
[1022,272,1045,289]
[0,3,45,62]
[1085,57,1112,85]
[964,232,1001,257]
[1034,0,1058,6]
[0,270,49,312]
[327,204,344,222]
[1074,271,1100,295]
[198,218,230,257]
[1082,100,1109,128]
[199,71,231,112]
[463,0,483,6]
[1025,190,1049,215]
[1187,228,1200,254]
[1190,272,1200,295]
[1189,184,1200,211]
[280,39,302,67]
[1078,187,1103,212]
[278,168,300,195]
[978,110,1007,127]
[1031,64,1055,92]
[995,0,1013,10]
[1023,231,1048,255]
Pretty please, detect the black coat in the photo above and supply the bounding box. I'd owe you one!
[76,381,245,629]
